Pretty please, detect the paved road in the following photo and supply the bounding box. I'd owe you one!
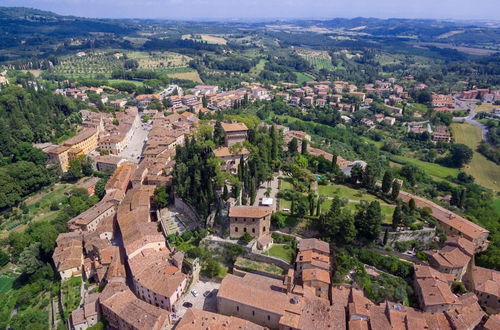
[253,172,281,211]
[118,121,151,163]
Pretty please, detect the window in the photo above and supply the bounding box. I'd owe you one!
[252,311,255,316]
[263,227,266,232]
[236,306,239,311]
[235,227,238,232]
[268,315,271,321]
[252,228,255,233]
[244,227,247,233]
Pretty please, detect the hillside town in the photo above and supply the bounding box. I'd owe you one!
[27,77,497,330]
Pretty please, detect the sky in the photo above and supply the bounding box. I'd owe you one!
[2,0,500,20]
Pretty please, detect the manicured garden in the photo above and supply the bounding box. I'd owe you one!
[263,244,295,263]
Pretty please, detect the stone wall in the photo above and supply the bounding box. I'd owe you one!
[174,195,201,224]
[381,227,436,246]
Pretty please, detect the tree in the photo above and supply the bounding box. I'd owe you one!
[408,198,416,213]
[94,178,107,199]
[350,164,364,184]
[383,228,389,246]
[362,163,377,190]
[240,232,253,244]
[153,185,170,209]
[391,180,401,200]
[203,258,221,278]
[355,201,382,242]
[288,138,298,154]
[301,139,308,155]
[213,120,225,146]
[319,198,356,245]
[449,144,473,167]
[392,205,402,230]
[308,192,316,216]
[123,59,139,69]
[222,185,229,200]
[18,243,44,275]
[381,171,393,194]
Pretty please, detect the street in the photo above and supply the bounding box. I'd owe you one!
[453,97,489,142]
[118,121,151,163]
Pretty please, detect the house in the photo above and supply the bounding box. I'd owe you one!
[315,98,327,107]
[443,293,486,330]
[94,155,126,173]
[295,250,330,278]
[176,308,264,329]
[302,268,330,300]
[222,122,249,147]
[413,265,459,313]
[213,146,249,175]
[349,92,366,102]
[298,238,330,256]
[464,266,500,314]
[52,232,84,280]
[110,99,127,109]
[100,282,170,330]
[229,206,272,239]
[77,177,101,196]
[432,126,452,143]
[383,116,396,126]
[425,241,472,281]
[303,96,314,106]
[432,94,454,108]
[70,293,101,330]
[68,200,117,232]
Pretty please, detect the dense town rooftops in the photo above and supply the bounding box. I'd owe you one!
[229,206,272,219]
[426,245,471,268]
[470,266,500,297]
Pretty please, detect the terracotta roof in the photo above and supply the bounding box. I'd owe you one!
[229,206,272,219]
[176,308,264,330]
[484,314,500,330]
[445,236,475,256]
[62,127,97,146]
[399,191,489,240]
[470,266,500,297]
[416,278,460,308]
[349,320,369,330]
[414,265,454,283]
[298,238,330,254]
[100,285,169,330]
[302,268,331,284]
[217,273,303,316]
[221,122,248,132]
[426,245,471,269]
[444,293,485,330]
[213,146,249,158]
[296,250,330,270]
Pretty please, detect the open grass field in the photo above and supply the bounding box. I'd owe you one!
[392,155,459,180]
[451,123,500,192]
[263,244,295,263]
[250,59,267,76]
[166,70,203,83]
[475,104,497,113]
[295,72,316,84]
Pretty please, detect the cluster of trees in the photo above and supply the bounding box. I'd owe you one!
[478,124,500,164]
[318,197,383,245]
[0,187,99,329]
[173,138,223,220]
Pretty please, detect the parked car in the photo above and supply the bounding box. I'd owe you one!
[203,290,212,298]
[191,290,199,297]
[183,302,193,308]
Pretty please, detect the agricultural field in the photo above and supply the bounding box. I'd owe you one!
[49,51,191,78]
[294,72,316,84]
[451,123,500,192]
[166,70,203,83]
[182,34,227,45]
[298,49,334,70]
[249,59,267,76]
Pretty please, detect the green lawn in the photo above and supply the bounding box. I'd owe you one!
[294,72,316,84]
[250,59,267,76]
[0,276,15,294]
[391,155,459,180]
[234,257,285,276]
[451,123,500,192]
[263,244,295,263]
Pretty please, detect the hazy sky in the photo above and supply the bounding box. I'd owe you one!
[2,0,500,20]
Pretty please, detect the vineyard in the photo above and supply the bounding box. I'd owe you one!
[48,51,192,78]
[298,49,334,71]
